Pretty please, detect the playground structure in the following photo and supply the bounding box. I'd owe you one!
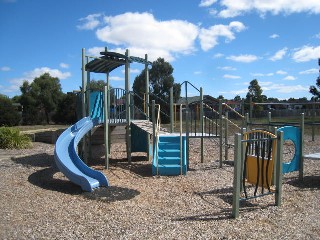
[54,47,317,207]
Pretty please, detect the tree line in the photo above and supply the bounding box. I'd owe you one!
[1,58,319,126]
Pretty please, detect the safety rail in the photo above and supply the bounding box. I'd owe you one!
[222,102,244,119]
[179,104,183,175]
[155,104,161,176]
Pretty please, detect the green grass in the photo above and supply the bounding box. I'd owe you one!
[0,127,32,149]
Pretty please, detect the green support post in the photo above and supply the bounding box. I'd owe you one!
[152,100,156,154]
[224,112,229,161]
[125,49,131,164]
[232,133,242,218]
[268,112,272,132]
[249,97,253,119]
[219,99,223,167]
[275,130,283,206]
[145,54,151,160]
[299,113,305,180]
[170,87,174,133]
[104,85,109,169]
[200,87,204,163]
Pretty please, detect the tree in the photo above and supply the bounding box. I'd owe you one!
[88,79,106,91]
[133,58,181,121]
[246,79,263,103]
[0,94,21,126]
[309,58,320,100]
[234,95,241,102]
[19,73,63,124]
[53,93,77,124]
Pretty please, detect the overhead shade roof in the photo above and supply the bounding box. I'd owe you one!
[85,50,153,74]
[85,51,127,73]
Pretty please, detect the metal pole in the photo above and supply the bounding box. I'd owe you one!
[224,112,228,161]
[170,87,174,133]
[232,133,242,218]
[104,85,109,169]
[275,130,283,206]
[145,54,151,160]
[200,87,204,163]
[219,99,223,167]
[125,49,131,164]
[299,113,305,180]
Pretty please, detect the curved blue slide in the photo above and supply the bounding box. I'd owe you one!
[54,117,109,192]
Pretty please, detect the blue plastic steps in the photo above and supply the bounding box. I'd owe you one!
[152,135,187,176]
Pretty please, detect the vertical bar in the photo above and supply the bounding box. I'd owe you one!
[299,113,305,180]
[312,100,315,141]
[232,133,242,218]
[145,54,151,160]
[200,87,204,163]
[275,131,283,206]
[186,108,190,169]
[81,48,86,119]
[124,49,131,164]
[170,87,174,133]
[104,85,109,169]
[180,104,183,175]
[224,112,229,161]
[268,112,272,132]
[152,100,156,154]
[219,99,223,167]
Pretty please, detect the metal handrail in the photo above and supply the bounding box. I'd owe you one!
[222,102,244,119]
[180,104,183,175]
[155,104,161,175]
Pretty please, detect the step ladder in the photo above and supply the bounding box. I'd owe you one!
[152,135,187,176]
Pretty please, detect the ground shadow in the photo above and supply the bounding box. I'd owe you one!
[13,153,54,168]
[28,166,83,194]
[109,156,153,177]
[82,186,140,202]
[286,176,320,189]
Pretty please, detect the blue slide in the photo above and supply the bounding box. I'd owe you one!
[54,117,109,192]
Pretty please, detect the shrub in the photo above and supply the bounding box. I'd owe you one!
[0,127,32,149]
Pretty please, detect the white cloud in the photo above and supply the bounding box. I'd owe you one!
[87,47,105,56]
[77,13,103,30]
[269,47,288,61]
[269,34,279,39]
[199,21,246,51]
[276,70,288,75]
[218,66,237,71]
[95,12,198,61]
[109,76,124,81]
[226,54,258,63]
[223,74,241,79]
[262,83,307,93]
[251,72,274,77]
[211,0,320,18]
[213,53,224,58]
[292,45,320,62]
[1,66,11,71]
[194,71,202,75]
[283,75,296,80]
[315,33,320,39]
[59,63,69,69]
[199,0,216,7]
[299,68,318,75]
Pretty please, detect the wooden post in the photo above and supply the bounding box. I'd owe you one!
[232,133,242,218]
[170,87,174,133]
[145,54,150,160]
[104,85,109,169]
[224,112,229,161]
[299,113,305,180]
[275,130,283,206]
[200,87,204,163]
[125,49,131,164]
[219,99,223,167]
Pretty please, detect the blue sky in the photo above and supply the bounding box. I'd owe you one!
[0,0,320,100]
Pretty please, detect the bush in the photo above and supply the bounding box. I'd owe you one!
[0,127,32,149]
[0,94,21,126]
